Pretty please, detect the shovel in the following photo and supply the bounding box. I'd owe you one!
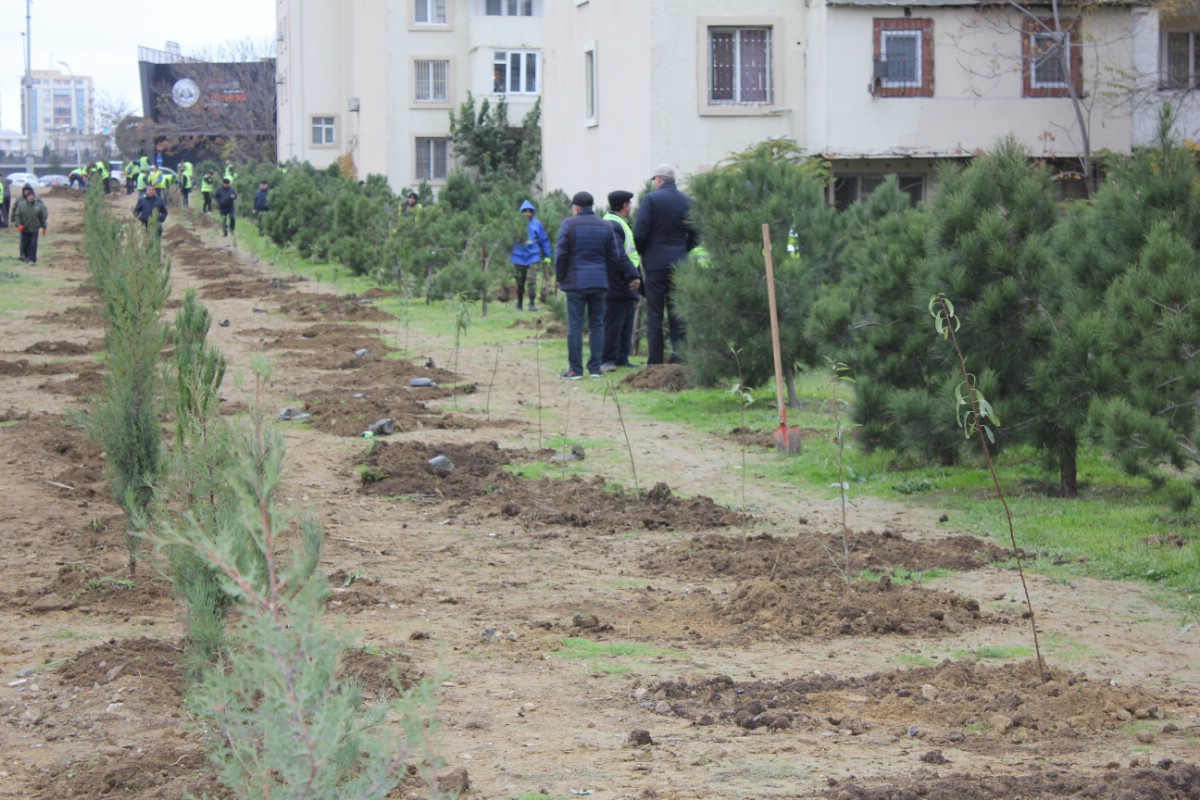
[762,223,802,453]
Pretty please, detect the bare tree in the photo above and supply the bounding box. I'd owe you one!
[94,93,137,159]
[949,0,1140,196]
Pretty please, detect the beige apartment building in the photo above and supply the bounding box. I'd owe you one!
[276,0,543,191]
[277,0,1200,202]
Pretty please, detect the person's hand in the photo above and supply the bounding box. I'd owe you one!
[42,228,48,236]
[542,257,551,264]
[17,225,24,232]
[630,279,641,291]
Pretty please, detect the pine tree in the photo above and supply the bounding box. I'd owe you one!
[676,141,838,403]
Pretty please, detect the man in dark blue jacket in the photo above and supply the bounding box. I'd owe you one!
[554,191,641,379]
[633,164,698,365]
[132,185,168,234]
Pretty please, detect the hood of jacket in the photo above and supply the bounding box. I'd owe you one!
[519,199,537,216]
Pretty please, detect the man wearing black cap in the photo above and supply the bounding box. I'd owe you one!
[633,164,698,364]
[599,190,642,372]
[554,191,641,379]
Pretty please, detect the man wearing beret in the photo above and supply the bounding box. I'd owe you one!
[554,191,641,379]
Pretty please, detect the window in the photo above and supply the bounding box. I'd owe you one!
[493,50,539,94]
[311,116,335,146]
[832,175,924,211]
[415,0,448,24]
[584,44,597,125]
[415,59,450,102]
[708,27,772,105]
[873,19,933,97]
[1022,19,1082,97]
[485,0,532,15]
[1163,31,1200,89]
[416,136,449,181]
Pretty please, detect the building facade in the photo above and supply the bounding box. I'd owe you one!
[19,69,94,156]
[276,0,544,191]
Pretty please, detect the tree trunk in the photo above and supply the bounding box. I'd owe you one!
[785,363,801,409]
[1059,442,1078,498]
[480,244,489,318]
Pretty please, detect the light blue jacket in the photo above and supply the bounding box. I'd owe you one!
[510,199,552,266]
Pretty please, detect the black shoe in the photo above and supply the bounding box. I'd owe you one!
[516,303,523,311]
[616,360,639,368]
[560,370,583,380]
[528,303,537,311]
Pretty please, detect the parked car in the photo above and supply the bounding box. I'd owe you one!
[40,174,71,188]
[4,172,42,189]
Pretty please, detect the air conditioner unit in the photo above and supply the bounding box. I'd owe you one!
[348,97,361,112]
[872,59,889,80]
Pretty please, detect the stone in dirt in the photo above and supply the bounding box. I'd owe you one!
[428,455,454,475]
[31,593,72,612]
[628,729,655,746]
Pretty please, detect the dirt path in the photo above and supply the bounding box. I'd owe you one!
[0,190,1197,799]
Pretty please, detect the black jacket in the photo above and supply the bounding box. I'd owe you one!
[632,181,698,272]
[554,208,637,292]
[216,186,237,212]
[133,194,168,225]
[254,188,269,213]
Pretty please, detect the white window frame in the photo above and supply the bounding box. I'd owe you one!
[414,0,448,25]
[493,50,540,95]
[484,0,535,16]
[310,115,336,147]
[415,135,450,182]
[697,17,782,117]
[1030,31,1071,89]
[880,30,922,88]
[413,58,452,106]
[1162,30,1200,89]
[584,43,598,127]
[708,26,773,105]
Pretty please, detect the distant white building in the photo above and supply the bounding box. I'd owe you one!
[276,0,544,190]
[19,69,94,156]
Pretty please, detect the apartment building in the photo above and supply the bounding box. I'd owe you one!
[277,1,1200,202]
[19,69,94,155]
[276,0,544,190]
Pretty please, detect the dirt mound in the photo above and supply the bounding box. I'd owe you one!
[295,386,480,436]
[57,636,185,697]
[38,368,104,398]
[0,359,75,377]
[360,441,747,531]
[646,529,1011,581]
[277,293,393,322]
[23,339,100,355]
[509,317,565,337]
[31,304,104,328]
[196,275,302,300]
[622,364,690,391]
[649,659,1179,744]
[22,565,176,617]
[823,761,1200,799]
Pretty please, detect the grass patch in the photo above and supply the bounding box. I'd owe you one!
[954,644,1034,661]
[552,636,688,675]
[857,566,956,586]
[893,653,937,668]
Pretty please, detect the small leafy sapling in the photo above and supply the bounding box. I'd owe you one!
[930,293,1048,681]
[824,357,857,591]
[729,346,754,514]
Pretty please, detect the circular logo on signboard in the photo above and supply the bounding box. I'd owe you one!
[172,78,200,108]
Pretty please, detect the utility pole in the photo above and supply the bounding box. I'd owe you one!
[24,0,34,174]
[58,61,81,168]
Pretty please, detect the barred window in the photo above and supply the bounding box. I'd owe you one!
[415,60,449,102]
[708,27,772,105]
[416,137,449,181]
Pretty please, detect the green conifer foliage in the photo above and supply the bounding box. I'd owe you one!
[676,141,838,403]
[90,207,171,574]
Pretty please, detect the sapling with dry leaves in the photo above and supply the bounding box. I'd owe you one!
[930,293,1048,682]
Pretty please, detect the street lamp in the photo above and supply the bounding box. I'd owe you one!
[58,60,82,168]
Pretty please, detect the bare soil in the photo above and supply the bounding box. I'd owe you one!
[0,191,1197,800]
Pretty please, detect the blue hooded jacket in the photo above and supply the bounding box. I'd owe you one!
[511,199,552,266]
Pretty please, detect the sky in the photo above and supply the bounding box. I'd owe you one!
[1,0,277,131]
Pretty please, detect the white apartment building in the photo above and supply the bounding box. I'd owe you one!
[276,0,544,191]
[18,69,94,156]
[278,0,1200,202]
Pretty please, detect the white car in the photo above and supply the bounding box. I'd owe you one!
[40,174,71,188]
[5,172,42,189]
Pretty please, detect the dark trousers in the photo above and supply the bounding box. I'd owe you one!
[126,178,135,194]
[102,178,111,195]
[0,196,9,227]
[181,187,190,207]
[221,208,236,234]
[19,230,39,263]
[644,268,684,364]
[601,296,638,366]
[512,263,537,307]
[566,288,606,375]
[202,191,213,212]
